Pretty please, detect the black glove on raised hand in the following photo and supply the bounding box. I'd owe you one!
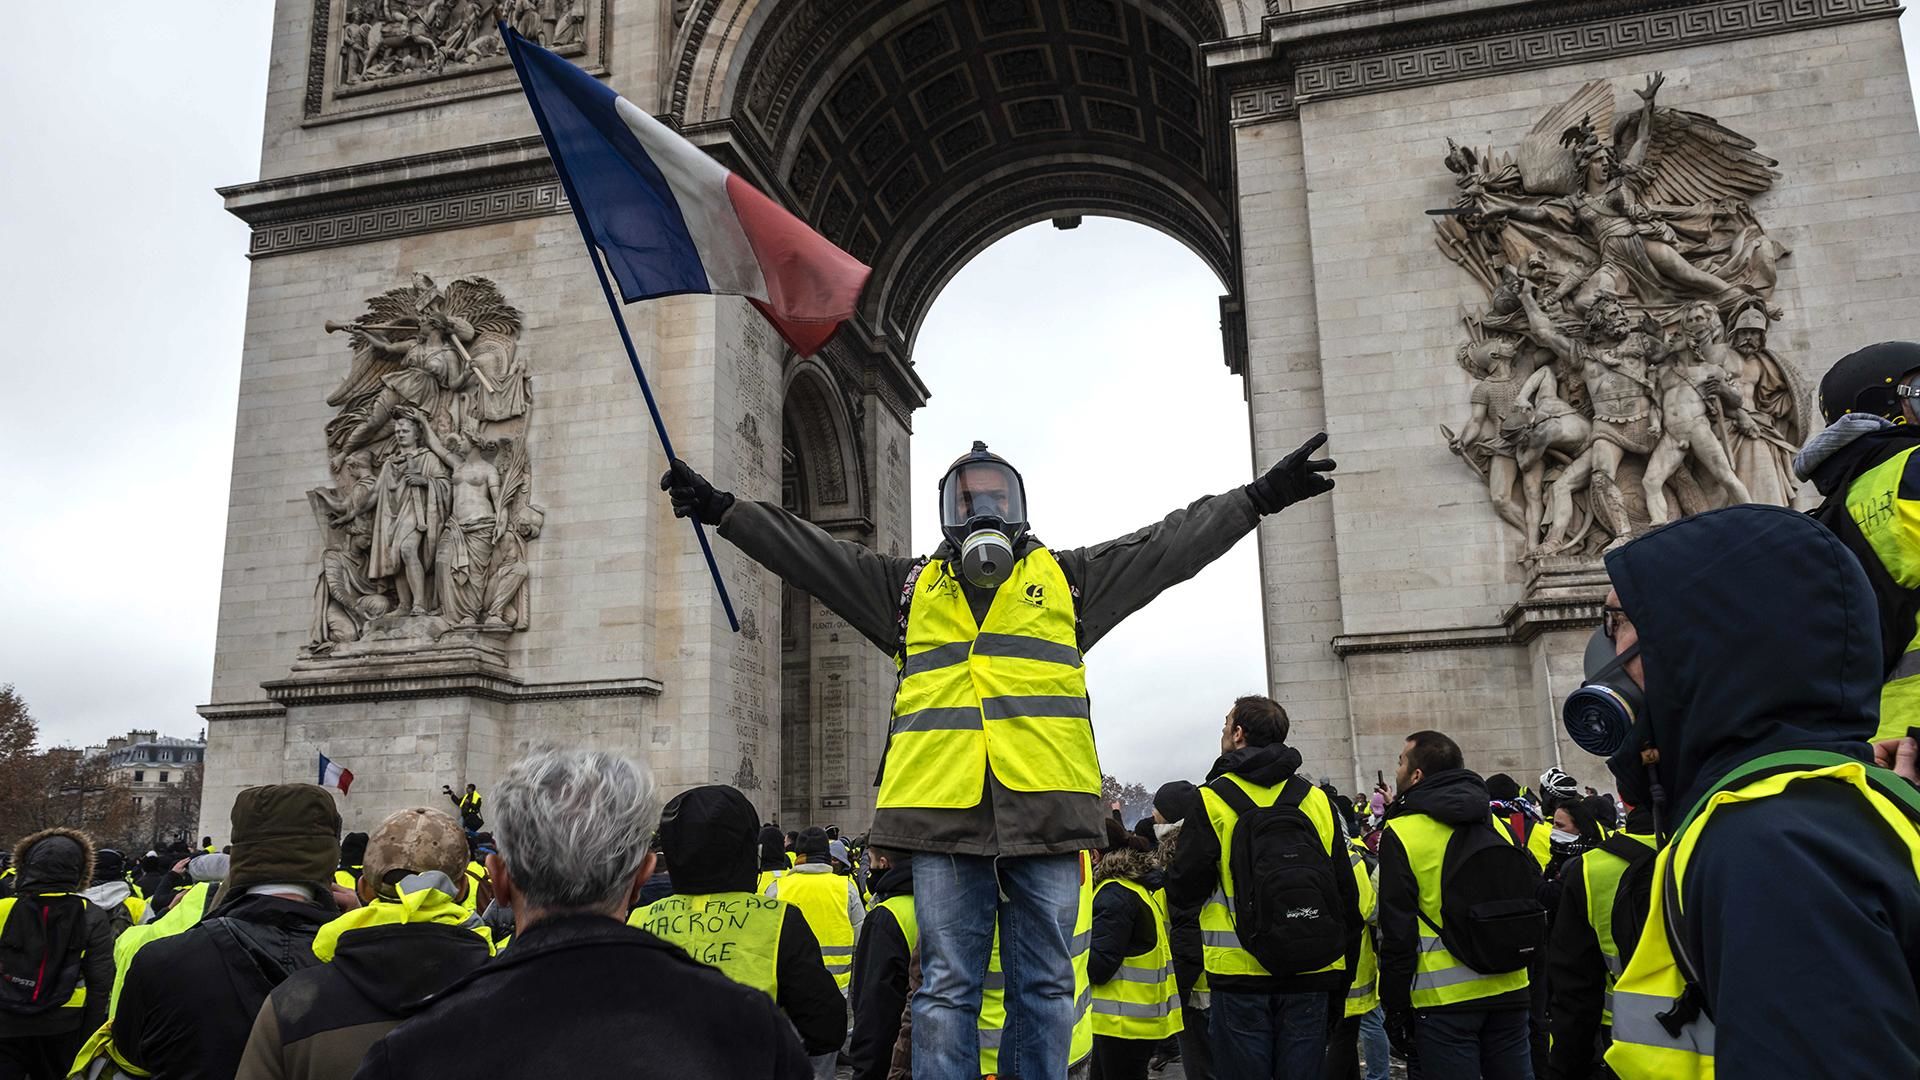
[1383,1001,1416,1059]
[1247,432,1337,514]
[659,458,735,526]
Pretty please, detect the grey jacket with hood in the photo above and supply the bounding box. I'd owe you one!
[718,488,1261,856]
[1606,503,1920,1077]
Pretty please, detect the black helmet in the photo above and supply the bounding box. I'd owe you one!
[1818,341,1920,425]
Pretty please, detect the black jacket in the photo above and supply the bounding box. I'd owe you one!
[1603,503,1920,1076]
[848,862,914,1080]
[237,919,492,1080]
[1544,806,1654,1080]
[1089,850,1162,987]
[1806,424,1920,679]
[114,892,335,1080]
[1164,743,1361,994]
[1377,767,1529,1015]
[0,829,114,1040]
[354,915,808,1080]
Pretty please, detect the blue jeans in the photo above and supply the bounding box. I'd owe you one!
[1358,1007,1390,1080]
[1210,989,1328,1079]
[912,852,1080,1080]
[1410,1008,1533,1080]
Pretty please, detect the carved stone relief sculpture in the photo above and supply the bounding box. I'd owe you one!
[337,0,582,89]
[1434,73,1804,560]
[305,275,539,658]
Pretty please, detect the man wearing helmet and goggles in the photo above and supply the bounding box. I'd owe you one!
[660,431,1334,1080]
[1797,341,1920,741]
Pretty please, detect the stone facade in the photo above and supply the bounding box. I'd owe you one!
[204,0,1920,837]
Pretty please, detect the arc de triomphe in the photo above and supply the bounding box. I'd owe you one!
[202,0,1920,836]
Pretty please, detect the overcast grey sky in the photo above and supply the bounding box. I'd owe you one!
[5,7,1919,793]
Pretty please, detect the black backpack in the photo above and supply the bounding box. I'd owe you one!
[1209,776,1349,975]
[0,895,88,1015]
[1419,819,1546,974]
[1595,832,1659,963]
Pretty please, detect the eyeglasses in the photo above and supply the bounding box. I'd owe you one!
[1602,605,1629,641]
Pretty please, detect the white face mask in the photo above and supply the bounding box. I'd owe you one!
[1153,821,1181,840]
[1550,828,1582,845]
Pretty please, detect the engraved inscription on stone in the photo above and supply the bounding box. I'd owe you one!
[1434,73,1803,560]
[305,274,541,658]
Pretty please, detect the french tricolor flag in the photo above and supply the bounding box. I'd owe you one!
[503,27,871,356]
[317,752,354,795]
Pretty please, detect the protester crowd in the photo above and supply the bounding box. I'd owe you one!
[9,344,1920,1079]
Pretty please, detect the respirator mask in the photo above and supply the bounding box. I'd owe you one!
[1561,627,1645,757]
[938,441,1030,590]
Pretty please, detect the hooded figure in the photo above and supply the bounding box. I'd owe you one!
[1599,504,1920,1077]
[629,786,847,1059]
[758,825,789,873]
[0,828,114,1078]
[848,850,915,1080]
[113,784,343,1080]
[80,848,139,940]
[236,807,492,1080]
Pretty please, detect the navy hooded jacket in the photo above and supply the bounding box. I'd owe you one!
[1606,504,1920,1077]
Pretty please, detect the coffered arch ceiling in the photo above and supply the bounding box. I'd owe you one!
[683,0,1237,353]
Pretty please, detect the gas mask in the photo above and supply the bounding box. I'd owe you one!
[938,441,1030,590]
[1562,627,1645,758]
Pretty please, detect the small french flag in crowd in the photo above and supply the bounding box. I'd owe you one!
[502,26,871,356]
[317,752,354,795]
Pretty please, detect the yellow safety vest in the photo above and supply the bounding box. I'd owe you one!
[1607,754,1920,1079]
[631,891,786,997]
[111,881,214,1016]
[1841,448,1920,740]
[334,867,360,891]
[0,895,89,1012]
[460,791,483,815]
[881,550,1098,809]
[314,886,495,961]
[771,870,855,990]
[1090,878,1183,1040]
[1345,843,1380,1018]
[1382,813,1530,1008]
[1526,819,1552,870]
[981,850,1094,1073]
[460,861,488,913]
[1197,773,1347,978]
[1580,831,1658,1026]
[756,868,787,896]
[872,893,918,955]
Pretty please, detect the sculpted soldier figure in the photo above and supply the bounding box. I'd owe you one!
[1449,336,1534,532]
[1642,303,1753,524]
[370,416,450,616]
[1519,288,1661,537]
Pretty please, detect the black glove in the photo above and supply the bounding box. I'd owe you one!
[659,458,735,526]
[1383,1002,1416,1060]
[1247,432,1337,514]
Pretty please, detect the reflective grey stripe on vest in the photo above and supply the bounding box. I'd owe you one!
[1078,987,1092,1016]
[979,1028,1003,1049]
[1347,982,1375,999]
[1417,934,1448,953]
[822,944,853,974]
[901,641,972,677]
[984,971,1006,991]
[973,632,1083,668]
[1093,994,1179,1019]
[1206,888,1235,917]
[981,695,1091,721]
[1201,929,1242,949]
[1111,962,1174,984]
[1613,991,1716,1055]
[1604,988,1615,1015]
[1187,990,1212,1009]
[1411,963,1496,992]
[1892,647,1920,682]
[1603,953,1625,977]
[1072,930,1091,955]
[891,706,981,733]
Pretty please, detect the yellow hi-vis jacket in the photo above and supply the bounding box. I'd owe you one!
[1606,753,1920,1079]
[980,850,1094,1074]
[770,870,855,991]
[1382,813,1530,1008]
[1837,447,1920,740]
[1090,878,1183,1041]
[871,894,918,954]
[1345,841,1380,1018]
[630,892,787,997]
[881,551,1099,810]
[1580,830,1658,1026]
[1197,773,1347,979]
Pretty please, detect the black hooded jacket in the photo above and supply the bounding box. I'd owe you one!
[848,860,914,1080]
[115,892,335,1080]
[1376,767,1529,1014]
[647,786,847,1057]
[236,919,492,1080]
[1164,743,1361,994]
[0,829,114,1041]
[1603,503,1920,1076]
[1544,804,1654,1080]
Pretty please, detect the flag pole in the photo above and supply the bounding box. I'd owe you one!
[503,24,740,633]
